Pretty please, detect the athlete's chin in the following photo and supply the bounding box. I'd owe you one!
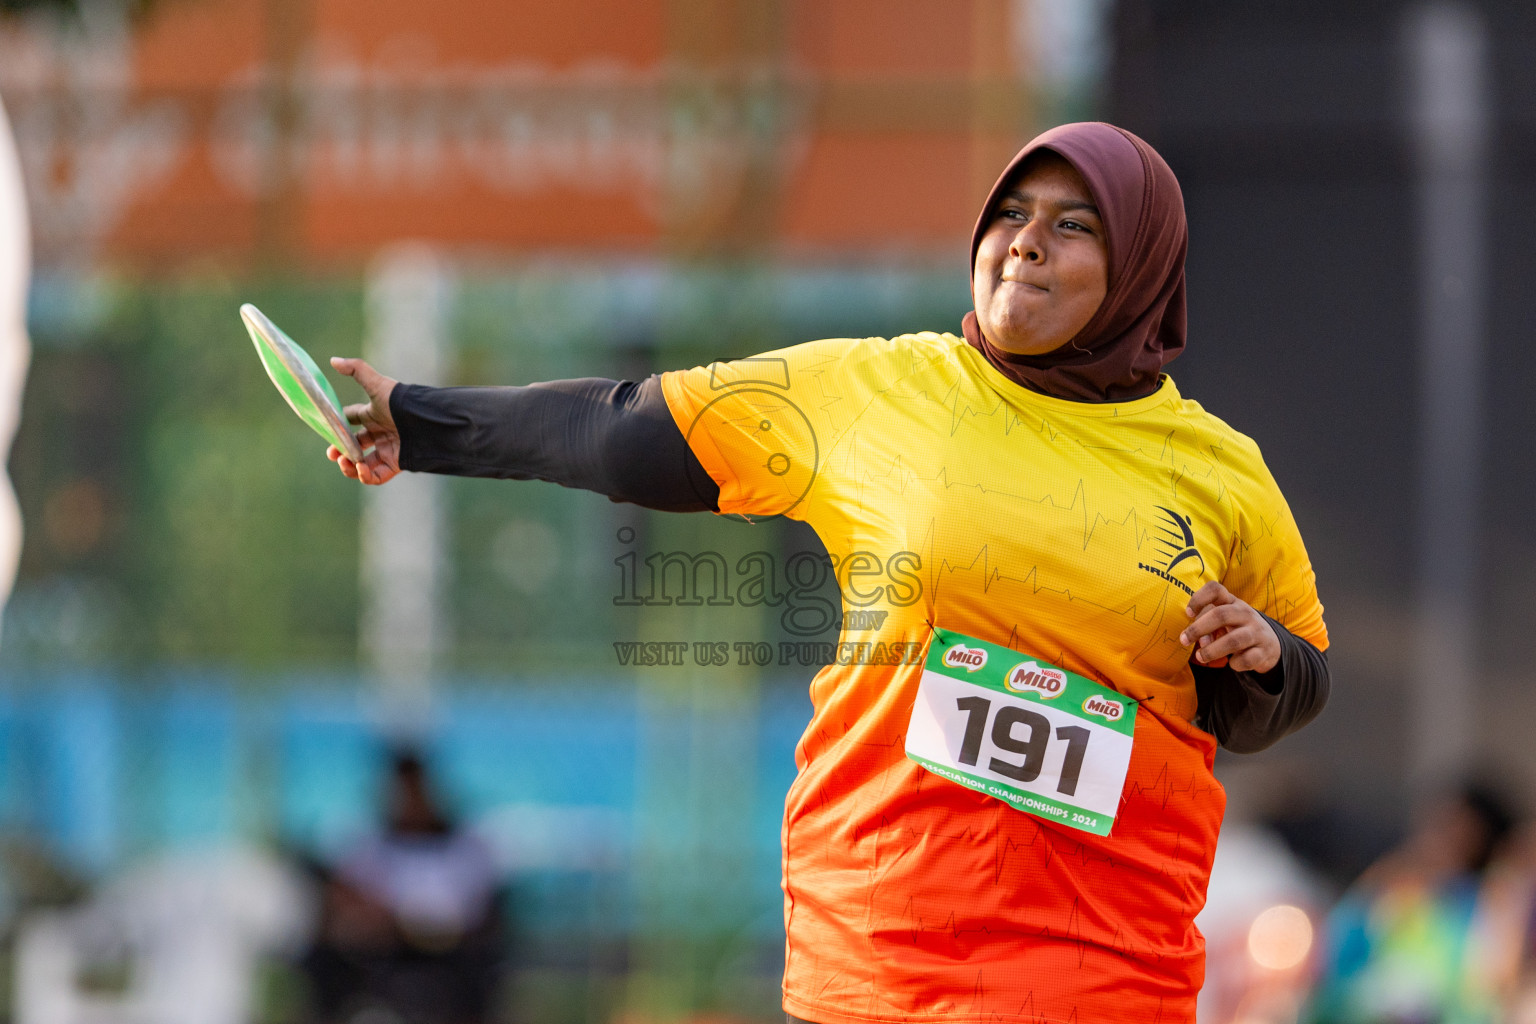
[978,302,1074,356]
[983,317,1074,357]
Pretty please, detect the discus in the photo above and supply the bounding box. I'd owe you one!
[240,303,365,464]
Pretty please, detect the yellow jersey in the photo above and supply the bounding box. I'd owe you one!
[662,331,1327,1024]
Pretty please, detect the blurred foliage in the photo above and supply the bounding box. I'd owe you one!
[1,263,970,676]
[6,274,365,669]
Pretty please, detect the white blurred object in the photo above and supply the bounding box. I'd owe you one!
[1197,823,1322,1024]
[361,243,453,734]
[0,94,32,634]
[1012,0,1111,94]
[13,847,314,1024]
[1247,905,1314,972]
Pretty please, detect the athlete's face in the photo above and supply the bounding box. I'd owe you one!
[972,153,1108,357]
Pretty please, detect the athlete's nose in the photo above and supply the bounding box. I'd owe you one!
[1010,224,1045,263]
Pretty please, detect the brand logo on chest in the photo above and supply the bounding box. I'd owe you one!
[942,644,988,672]
[1004,661,1066,698]
[1137,505,1206,596]
[1082,696,1124,721]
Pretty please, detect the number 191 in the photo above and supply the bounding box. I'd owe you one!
[954,696,1090,797]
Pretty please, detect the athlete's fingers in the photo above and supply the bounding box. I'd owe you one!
[1201,620,1281,672]
[334,359,399,434]
[356,450,398,485]
[1195,603,1248,638]
[330,355,365,384]
[1196,622,1263,662]
[335,453,360,480]
[1195,627,1230,655]
[332,356,391,398]
[326,445,341,463]
[1184,581,1235,619]
[1179,603,1249,647]
[1227,642,1282,673]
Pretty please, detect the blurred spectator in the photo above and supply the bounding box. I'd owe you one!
[1461,818,1536,1023]
[1307,782,1516,1024]
[299,748,506,1024]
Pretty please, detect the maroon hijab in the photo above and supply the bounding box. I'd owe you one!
[962,122,1188,402]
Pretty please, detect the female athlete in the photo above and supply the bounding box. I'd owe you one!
[326,122,1329,1023]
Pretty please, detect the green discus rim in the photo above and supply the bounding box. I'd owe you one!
[240,303,365,463]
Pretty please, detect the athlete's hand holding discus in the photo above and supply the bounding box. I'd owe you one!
[1180,581,1282,672]
[325,357,401,485]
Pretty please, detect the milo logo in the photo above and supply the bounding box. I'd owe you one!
[1004,661,1066,698]
[1082,696,1124,721]
[942,644,988,672]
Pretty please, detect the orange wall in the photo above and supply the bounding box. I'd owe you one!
[3,0,1036,268]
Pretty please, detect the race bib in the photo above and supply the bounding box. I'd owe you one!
[905,627,1137,836]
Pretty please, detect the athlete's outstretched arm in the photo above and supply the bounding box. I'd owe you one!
[328,358,1327,748]
[325,357,720,513]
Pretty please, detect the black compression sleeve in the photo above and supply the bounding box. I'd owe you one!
[388,375,721,513]
[1192,613,1329,754]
